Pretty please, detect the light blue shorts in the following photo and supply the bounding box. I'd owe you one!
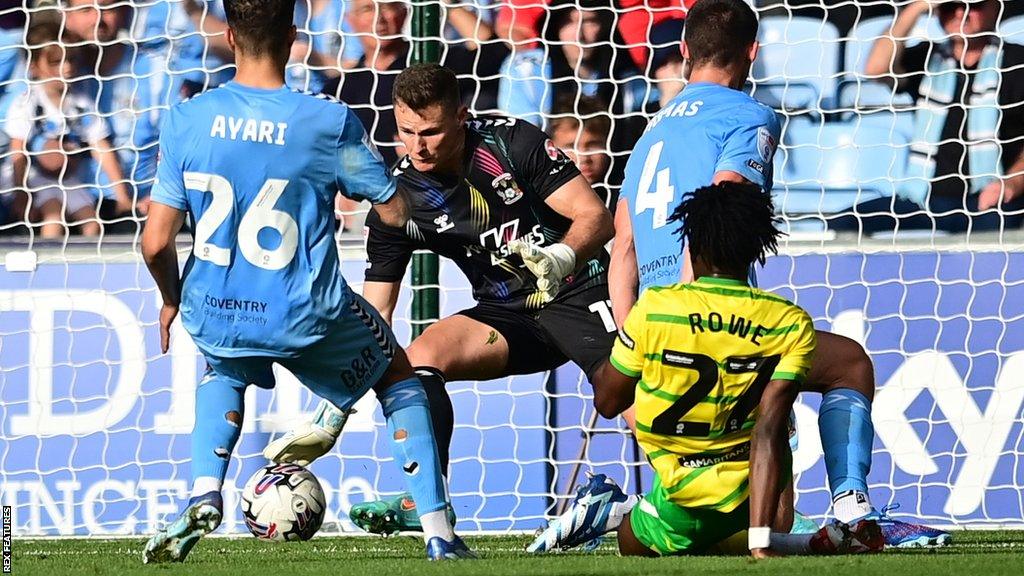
[202,294,398,410]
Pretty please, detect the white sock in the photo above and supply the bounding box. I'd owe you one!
[191,476,222,500]
[769,532,813,554]
[420,510,456,543]
[832,490,872,524]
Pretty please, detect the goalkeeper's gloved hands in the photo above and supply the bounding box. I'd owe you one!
[263,399,350,466]
[507,241,577,305]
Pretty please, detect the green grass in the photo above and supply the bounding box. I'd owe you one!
[11,531,1024,576]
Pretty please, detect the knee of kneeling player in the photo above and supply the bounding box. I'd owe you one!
[835,340,876,401]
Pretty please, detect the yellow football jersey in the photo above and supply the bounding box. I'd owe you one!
[610,276,816,512]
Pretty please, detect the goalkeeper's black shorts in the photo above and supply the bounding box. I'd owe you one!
[457,281,616,382]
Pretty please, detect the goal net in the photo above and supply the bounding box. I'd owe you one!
[2,0,1024,537]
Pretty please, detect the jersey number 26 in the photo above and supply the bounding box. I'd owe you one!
[186,171,299,271]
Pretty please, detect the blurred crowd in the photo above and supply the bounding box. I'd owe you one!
[0,0,1023,239]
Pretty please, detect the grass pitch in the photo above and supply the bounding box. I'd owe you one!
[11,530,1024,576]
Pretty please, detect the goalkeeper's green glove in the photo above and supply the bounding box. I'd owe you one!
[507,240,576,305]
[263,399,350,466]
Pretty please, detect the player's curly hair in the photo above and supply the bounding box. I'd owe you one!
[669,182,783,272]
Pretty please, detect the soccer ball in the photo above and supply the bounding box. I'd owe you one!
[241,463,326,541]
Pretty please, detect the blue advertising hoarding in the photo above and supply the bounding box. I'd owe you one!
[1,249,1022,535]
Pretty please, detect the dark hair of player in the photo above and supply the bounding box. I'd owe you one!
[683,0,758,70]
[393,63,462,114]
[223,0,296,58]
[670,182,782,272]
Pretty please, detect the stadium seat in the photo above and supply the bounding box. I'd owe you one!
[1001,15,1024,45]
[772,118,910,216]
[835,82,915,141]
[752,16,841,111]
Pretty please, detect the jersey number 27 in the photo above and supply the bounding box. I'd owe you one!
[652,352,781,437]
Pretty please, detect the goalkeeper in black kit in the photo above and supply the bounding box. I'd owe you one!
[263,63,618,533]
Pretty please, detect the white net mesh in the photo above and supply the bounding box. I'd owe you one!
[2,0,1024,536]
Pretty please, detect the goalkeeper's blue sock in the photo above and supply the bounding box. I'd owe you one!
[379,376,453,542]
[819,388,874,522]
[190,371,246,502]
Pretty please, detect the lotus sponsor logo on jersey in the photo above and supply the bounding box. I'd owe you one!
[491,173,524,205]
[757,126,777,163]
[434,213,455,233]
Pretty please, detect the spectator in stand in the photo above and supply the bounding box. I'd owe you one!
[62,0,163,218]
[831,0,1024,233]
[497,0,653,128]
[617,0,692,71]
[0,0,25,125]
[648,17,686,109]
[4,19,131,238]
[324,0,506,166]
[287,0,345,93]
[548,95,615,207]
[134,1,234,99]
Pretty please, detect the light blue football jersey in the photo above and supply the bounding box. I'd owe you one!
[151,82,395,358]
[621,82,781,293]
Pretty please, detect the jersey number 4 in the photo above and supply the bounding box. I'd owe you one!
[186,171,299,271]
[651,352,781,437]
[634,140,674,230]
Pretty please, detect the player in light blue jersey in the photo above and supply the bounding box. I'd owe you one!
[621,82,779,293]
[610,0,949,550]
[140,0,473,562]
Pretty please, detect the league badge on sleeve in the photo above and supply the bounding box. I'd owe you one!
[757,126,777,163]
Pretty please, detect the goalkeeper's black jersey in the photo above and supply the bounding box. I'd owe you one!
[364,115,609,311]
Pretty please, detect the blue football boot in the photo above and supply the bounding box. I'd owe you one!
[143,491,223,564]
[527,473,638,553]
[426,535,477,560]
[868,504,952,548]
